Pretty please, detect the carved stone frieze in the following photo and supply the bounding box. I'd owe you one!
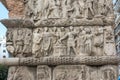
[24,0,114,21]
[6,28,32,57]
[53,65,117,80]
[5,25,116,57]
[32,26,116,57]
[37,65,51,80]
[7,66,35,80]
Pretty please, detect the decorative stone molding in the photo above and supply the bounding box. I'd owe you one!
[0,18,114,28]
[0,56,119,66]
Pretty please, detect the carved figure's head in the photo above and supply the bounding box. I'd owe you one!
[44,27,48,32]
[69,26,74,31]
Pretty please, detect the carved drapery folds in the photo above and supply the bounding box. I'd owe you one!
[32,26,115,57]
[6,26,116,57]
[6,28,32,57]
[25,0,114,21]
[0,0,117,80]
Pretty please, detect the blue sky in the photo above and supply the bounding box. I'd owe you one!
[0,2,8,38]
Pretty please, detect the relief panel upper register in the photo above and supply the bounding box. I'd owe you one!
[25,0,114,21]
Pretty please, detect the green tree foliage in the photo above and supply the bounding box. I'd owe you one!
[0,65,8,80]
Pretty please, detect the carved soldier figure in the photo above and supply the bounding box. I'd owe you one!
[59,26,77,55]
[15,29,24,56]
[22,29,32,56]
[32,28,42,57]
[84,0,95,19]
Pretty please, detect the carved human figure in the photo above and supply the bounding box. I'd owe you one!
[78,0,85,18]
[52,27,59,43]
[62,0,68,18]
[84,28,93,55]
[97,0,106,17]
[12,67,34,80]
[7,29,13,42]
[7,67,17,80]
[22,29,32,56]
[15,29,24,56]
[37,67,50,80]
[61,27,65,37]
[59,26,77,55]
[34,0,45,19]
[84,0,95,19]
[32,28,42,57]
[62,0,74,18]
[41,27,55,56]
[56,71,68,80]
[102,69,116,80]
[104,27,116,55]
[105,0,114,17]
[71,67,86,80]
[6,29,15,55]
[93,27,104,56]
[77,27,86,55]
[49,0,61,18]
[35,0,48,20]
[73,0,81,18]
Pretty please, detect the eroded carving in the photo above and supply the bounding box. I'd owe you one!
[53,65,89,80]
[24,0,114,21]
[37,65,51,80]
[7,66,35,80]
[6,28,32,57]
[100,66,117,80]
[31,26,116,57]
[104,26,116,55]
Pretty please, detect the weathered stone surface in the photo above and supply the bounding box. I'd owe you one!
[6,28,32,57]
[37,65,51,80]
[53,65,118,80]
[0,0,117,80]
[0,56,119,66]
[0,19,34,28]
[7,66,36,80]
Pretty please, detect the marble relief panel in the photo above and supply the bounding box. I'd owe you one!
[32,26,115,57]
[6,28,32,57]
